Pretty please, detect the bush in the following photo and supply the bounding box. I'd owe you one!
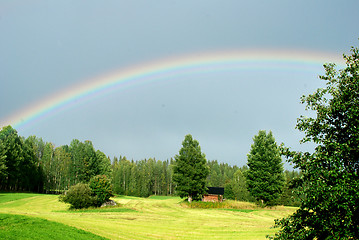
[59,175,114,209]
[59,183,96,209]
[89,175,114,207]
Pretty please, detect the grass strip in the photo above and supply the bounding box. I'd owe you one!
[58,207,136,213]
[0,213,108,240]
[218,208,257,213]
[181,200,258,209]
[0,193,41,204]
[147,195,177,200]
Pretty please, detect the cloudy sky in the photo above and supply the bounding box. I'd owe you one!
[1,1,358,168]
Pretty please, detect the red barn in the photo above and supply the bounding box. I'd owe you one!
[202,187,224,202]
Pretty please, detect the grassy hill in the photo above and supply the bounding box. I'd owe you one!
[0,193,295,239]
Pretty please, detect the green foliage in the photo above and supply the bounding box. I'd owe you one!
[0,126,43,192]
[246,130,285,206]
[0,124,300,208]
[206,160,222,186]
[206,160,239,187]
[0,140,7,178]
[224,169,253,201]
[173,134,209,201]
[59,175,114,209]
[276,170,302,207]
[89,175,114,206]
[96,150,112,178]
[205,162,258,203]
[59,183,96,209]
[69,139,99,184]
[111,157,174,197]
[0,130,116,194]
[0,213,107,240]
[270,46,359,239]
[1,126,298,205]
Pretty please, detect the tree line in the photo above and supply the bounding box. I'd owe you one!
[0,126,112,192]
[0,125,300,206]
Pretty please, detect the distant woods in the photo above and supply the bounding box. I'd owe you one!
[0,125,300,206]
[0,126,112,193]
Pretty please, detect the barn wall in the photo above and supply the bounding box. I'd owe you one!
[202,194,223,202]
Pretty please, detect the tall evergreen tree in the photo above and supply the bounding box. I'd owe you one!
[246,130,285,206]
[173,134,209,202]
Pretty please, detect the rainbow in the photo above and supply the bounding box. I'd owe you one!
[1,49,345,130]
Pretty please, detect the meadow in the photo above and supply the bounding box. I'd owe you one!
[0,193,296,239]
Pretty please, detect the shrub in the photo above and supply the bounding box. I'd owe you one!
[89,175,114,207]
[59,175,114,209]
[59,183,96,209]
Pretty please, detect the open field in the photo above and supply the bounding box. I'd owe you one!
[0,193,296,239]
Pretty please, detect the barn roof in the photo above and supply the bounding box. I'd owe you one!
[207,187,224,195]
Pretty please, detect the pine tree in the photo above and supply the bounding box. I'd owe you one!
[246,130,285,206]
[173,134,209,202]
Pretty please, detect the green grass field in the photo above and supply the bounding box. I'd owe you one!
[0,193,295,239]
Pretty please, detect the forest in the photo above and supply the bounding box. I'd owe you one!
[0,125,300,206]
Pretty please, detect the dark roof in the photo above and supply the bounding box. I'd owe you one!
[207,187,224,195]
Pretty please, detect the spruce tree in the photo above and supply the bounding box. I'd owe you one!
[246,130,285,206]
[173,134,209,202]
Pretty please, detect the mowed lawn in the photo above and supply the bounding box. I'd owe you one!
[0,193,295,239]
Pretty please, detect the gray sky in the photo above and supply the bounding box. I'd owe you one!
[1,0,358,169]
